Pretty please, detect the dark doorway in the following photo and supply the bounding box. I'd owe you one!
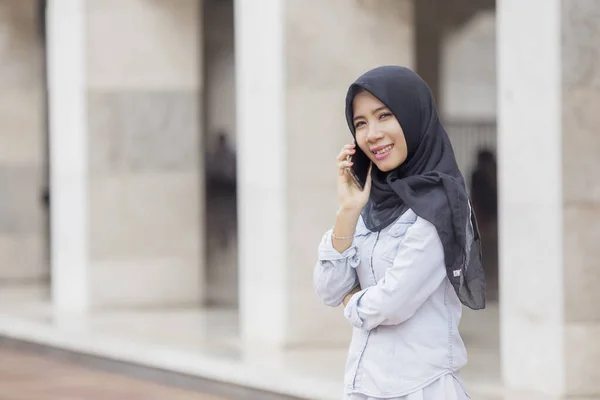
[201,0,238,309]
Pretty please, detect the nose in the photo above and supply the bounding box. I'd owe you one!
[366,124,384,143]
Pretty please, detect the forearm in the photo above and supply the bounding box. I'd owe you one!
[314,265,359,307]
[344,217,446,330]
[314,227,362,307]
[332,208,361,253]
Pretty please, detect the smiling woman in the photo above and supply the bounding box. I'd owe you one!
[313,66,486,400]
[351,90,408,171]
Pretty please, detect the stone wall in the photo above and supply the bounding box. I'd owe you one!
[442,10,497,120]
[0,1,47,285]
[561,0,600,394]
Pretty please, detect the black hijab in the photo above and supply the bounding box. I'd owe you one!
[345,66,485,311]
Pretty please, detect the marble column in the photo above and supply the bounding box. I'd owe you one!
[0,1,47,287]
[46,0,88,311]
[85,0,204,308]
[48,0,204,310]
[235,0,414,346]
[498,0,600,396]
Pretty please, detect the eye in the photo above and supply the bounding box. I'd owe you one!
[354,120,366,129]
[379,112,392,120]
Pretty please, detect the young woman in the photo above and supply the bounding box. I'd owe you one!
[313,66,485,400]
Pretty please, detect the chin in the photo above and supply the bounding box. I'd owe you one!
[376,163,394,172]
[375,158,403,172]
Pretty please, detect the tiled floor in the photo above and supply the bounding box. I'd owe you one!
[0,291,566,400]
[0,346,222,400]
[0,341,298,400]
[0,297,502,400]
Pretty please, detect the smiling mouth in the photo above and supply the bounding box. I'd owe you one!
[372,144,394,155]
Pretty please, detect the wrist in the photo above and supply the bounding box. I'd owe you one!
[343,292,357,307]
[337,207,362,217]
[333,209,361,252]
[343,293,351,306]
[343,286,361,306]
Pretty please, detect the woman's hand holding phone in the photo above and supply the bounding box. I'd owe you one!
[337,143,372,212]
[332,143,372,254]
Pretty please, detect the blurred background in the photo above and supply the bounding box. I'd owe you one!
[0,0,597,399]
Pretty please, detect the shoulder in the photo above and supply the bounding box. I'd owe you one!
[357,210,439,240]
[382,210,440,244]
[381,209,417,237]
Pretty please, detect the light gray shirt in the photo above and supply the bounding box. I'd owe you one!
[313,209,467,397]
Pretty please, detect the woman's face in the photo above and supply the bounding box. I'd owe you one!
[352,90,408,172]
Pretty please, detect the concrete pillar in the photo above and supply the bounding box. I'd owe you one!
[47,0,204,310]
[498,0,600,396]
[85,0,204,308]
[47,0,89,311]
[0,1,48,289]
[235,0,414,346]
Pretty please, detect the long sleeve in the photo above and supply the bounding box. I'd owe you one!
[313,229,360,307]
[343,217,446,330]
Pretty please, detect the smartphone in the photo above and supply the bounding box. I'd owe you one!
[346,148,370,190]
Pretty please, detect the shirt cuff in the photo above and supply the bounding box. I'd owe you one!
[318,231,360,267]
[343,289,368,329]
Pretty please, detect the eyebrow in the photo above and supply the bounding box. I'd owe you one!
[353,106,389,122]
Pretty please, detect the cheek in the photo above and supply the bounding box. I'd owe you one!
[396,141,408,160]
[355,134,370,154]
[391,145,407,167]
[390,129,408,156]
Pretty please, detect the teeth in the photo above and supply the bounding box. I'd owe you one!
[374,145,393,154]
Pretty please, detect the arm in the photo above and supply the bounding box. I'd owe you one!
[313,209,362,307]
[343,217,446,330]
[315,142,373,307]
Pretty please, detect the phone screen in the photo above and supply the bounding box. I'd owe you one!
[347,148,370,190]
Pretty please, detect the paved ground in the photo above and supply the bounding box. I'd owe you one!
[0,338,299,400]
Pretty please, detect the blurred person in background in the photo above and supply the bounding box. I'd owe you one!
[313,66,485,400]
[470,148,498,300]
[206,131,237,190]
[470,149,497,227]
[205,131,237,248]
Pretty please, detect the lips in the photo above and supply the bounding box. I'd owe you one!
[370,144,394,161]
[371,144,394,155]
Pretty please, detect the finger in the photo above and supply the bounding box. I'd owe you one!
[338,143,356,157]
[342,143,356,153]
[338,162,354,177]
[338,160,353,173]
[336,148,356,163]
